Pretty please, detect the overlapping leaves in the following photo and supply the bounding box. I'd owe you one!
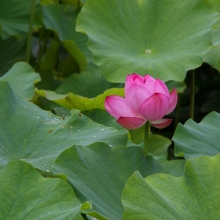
[53,143,185,220]
[0,81,127,172]
[122,154,220,219]
[37,67,124,111]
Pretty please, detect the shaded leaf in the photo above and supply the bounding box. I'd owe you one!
[40,39,61,70]
[42,3,88,69]
[56,65,121,97]
[0,37,25,75]
[0,0,40,39]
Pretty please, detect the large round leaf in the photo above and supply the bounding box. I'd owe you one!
[76,0,218,82]
[0,62,41,100]
[122,154,220,220]
[0,160,83,220]
[53,143,185,220]
[173,111,220,159]
[0,81,127,172]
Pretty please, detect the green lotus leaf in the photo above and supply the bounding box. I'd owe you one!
[204,25,220,71]
[128,125,171,157]
[76,0,218,83]
[166,80,186,94]
[82,109,123,130]
[56,65,121,96]
[0,62,40,100]
[210,0,220,13]
[203,1,220,70]
[38,62,123,111]
[0,160,83,220]
[0,37,25,75]
[122,154,220,220]
[36,87,124,111]
[53,143,186,220]
[0,0,40,39]
[0,81,127,172]
[40,39,60,71]
[42,3,88,70]
[173,111,220,159]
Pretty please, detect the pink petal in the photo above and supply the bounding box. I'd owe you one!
[150,118,172,129]
[166,88,178,115]
[126,84,152,114]
[117,117,146,130]
[143,75,156,92]
[104,96,137,119]
[139,93,170,121]
[125,73,144,94]
[154,79,170,97]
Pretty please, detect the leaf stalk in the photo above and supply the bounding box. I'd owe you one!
[144,121,150,156]
[25,0,36,63]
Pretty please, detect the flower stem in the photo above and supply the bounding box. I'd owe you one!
[175,93,181,128]
[144,121,150,156]
[190,70,195,119]
[25,0,36,63]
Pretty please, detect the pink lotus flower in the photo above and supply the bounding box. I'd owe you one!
[104,73,178,130]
